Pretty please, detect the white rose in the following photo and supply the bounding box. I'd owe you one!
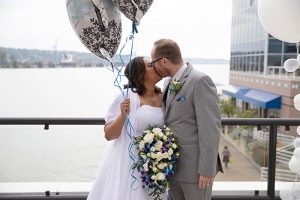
[152,128,162,134]
[155,141,163,149]
[153,167,158,172]
[158,132,164,138]
[151,152,156,159]
[176,152,180,157]
[172,143,177,149]
[166,132,170,136]
[156,173,166,181]
[163,152,169,159]
[143,133,154,143]
[151,175,157,180]
[168,148,173,155]
[139,141,145,150]
[143,162,149,172]
[156,152,164,161]
[163,136,168,141]
[157,163,164,170]
[150,147,156,152]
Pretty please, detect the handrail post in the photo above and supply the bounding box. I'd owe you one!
[267,123,277,199]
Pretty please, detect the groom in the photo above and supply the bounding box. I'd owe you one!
[150,39,223,200]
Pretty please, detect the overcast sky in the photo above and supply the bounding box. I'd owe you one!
[0,0,233,59]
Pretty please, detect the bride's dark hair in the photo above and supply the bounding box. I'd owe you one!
[124,56,160,96]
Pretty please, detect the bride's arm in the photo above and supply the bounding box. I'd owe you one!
[104,98,130,141]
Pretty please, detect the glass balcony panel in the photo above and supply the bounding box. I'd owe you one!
[216,125,268,192]
[0,125,107,182]
[275,125,300,195]
[2,119,299,199]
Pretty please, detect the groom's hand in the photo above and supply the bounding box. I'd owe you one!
[199,175,214,189]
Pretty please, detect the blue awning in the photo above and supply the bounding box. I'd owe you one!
[222,85,281,109]
[242,89,281,109]
[222,85,250,99]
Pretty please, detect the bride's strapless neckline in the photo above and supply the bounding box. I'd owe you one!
[136,104,164,135]
[139,104,162,109]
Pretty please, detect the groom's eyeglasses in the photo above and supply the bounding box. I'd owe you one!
[149,57,165,67]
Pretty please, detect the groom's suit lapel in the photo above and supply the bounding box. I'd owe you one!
[165,64,193,117]
[162,78,171,109]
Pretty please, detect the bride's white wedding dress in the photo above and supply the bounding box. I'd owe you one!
[87,91,168,200]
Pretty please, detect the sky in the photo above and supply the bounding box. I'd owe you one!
[0,0,233,59]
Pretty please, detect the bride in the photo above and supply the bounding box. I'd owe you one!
[87,57,168,200]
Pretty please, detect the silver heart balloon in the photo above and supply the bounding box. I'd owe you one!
[66,0,122,62]
[94,0,154,24]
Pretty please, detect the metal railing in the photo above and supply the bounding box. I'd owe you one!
[1,118,299,200]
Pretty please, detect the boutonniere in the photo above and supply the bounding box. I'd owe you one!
[169,79,182,93]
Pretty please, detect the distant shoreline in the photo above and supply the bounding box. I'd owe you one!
[0,46,229,68]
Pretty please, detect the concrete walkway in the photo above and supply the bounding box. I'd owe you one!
[215,135,261,181]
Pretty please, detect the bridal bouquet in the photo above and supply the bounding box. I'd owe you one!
[133,125,180,200]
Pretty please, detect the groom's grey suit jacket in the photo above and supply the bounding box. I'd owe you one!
[163,63,223,183]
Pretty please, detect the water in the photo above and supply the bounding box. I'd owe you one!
[0,64,229,182]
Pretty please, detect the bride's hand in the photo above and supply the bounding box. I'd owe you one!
[120,98,130,117]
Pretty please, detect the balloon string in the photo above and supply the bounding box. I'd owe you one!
[132,22,138,34]
[126,22,139,190]
[108,62,125,98]
[126,26,136,97]
[106,31,134,99]
[126,116,139,190]
[115,22,139,190]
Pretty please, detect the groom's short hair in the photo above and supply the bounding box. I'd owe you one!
[153,39,183,65]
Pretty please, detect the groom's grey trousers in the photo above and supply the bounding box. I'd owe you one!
[168,180,212,200]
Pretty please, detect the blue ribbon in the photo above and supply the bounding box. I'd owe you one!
[111,22,139,190]
[132,22,138,34]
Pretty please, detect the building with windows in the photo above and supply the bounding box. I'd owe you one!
[223,0,300,118]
